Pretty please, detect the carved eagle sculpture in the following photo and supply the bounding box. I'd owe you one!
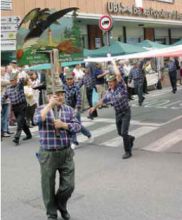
[18,7,79,42]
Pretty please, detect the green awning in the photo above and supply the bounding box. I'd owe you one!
[1,51,16,66]
[137,40,168,49]
[84,41,147,58]
[173,39,182,46]
[25,60,84,71]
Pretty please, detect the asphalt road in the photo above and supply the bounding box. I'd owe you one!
[1,86,182,220]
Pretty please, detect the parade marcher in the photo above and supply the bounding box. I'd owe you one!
[29,71,40,107]
[129,60,145,106]
[5,65,17,126]
[89,60,135,159]
[121,60,134,100]
[180,61,182,85]
[60,71,94,149]
[79,66,98,119]
[33,70,47,105]
[34,86,81,220]
[1,66,11,137]
[2,72,32,145]
[142,60,150,94]
[167,58,177,93]
[72,64,84,82]
[24,78,37,127]
[94,63,108,108]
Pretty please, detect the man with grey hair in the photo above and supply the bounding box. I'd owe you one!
[34,86,81,220]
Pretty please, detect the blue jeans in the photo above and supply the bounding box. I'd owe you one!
[169,71,177,92]
[72,111,91,144]
[1,103,9,133]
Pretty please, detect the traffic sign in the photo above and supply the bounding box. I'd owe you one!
[1,32,17,40]
[0,1,12,10]
[1,16,21,24]
[1,24,19,32]
[1,40,16,51]
[99,15,113,31]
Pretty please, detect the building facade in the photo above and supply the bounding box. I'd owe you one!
[1,0,182,63]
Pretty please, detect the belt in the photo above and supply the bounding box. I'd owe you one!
[43,147,69,152]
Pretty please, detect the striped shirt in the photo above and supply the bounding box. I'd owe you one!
[79,73,95,89]
[2,78,26,105]
[103,81,129,113]
[34,104,81,150]
[167,61,177,72]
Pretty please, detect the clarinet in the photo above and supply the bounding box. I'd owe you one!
[54,106,60,138]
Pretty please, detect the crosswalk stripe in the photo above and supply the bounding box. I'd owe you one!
[82,121,95,127]
[161,100,181,108]
[77,124,116,143]
[143,129,182,152]
[99,126,157,147]
[82,117,115,123]
[82,117,161,127]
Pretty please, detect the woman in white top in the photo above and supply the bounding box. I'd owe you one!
[24,77,37,127]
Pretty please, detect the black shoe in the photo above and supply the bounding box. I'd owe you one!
[60,210,70,220]
[2,133,11,137]
[122,152,132,159]
[74,141,79,146]
[130,136,135,149]
[22,135,32,141]
[87,115,94,120]
[47,216,57,220]
[7,131,14,134]
[12,138,19,145]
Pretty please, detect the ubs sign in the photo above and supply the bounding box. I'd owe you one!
[147,0,174,3]
[107,1,182,20]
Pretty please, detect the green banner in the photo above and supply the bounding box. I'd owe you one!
[16,8,83,66]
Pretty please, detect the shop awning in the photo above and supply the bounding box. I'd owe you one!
[173,39,182,46]
[137,40,168,49]
[84,41,146,57]
[24,60,84,71]
[84,45,182,62]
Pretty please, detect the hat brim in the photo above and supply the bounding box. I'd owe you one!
[47,90,65,95]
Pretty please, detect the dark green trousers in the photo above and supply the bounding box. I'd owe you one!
[38,148,75,219]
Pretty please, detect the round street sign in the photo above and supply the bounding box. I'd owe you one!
[99,15,113,31]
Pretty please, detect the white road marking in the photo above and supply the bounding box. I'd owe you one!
[82,117,161,127]
[77,124,116,143]
[143,129,182,152]
[99,126,157,147]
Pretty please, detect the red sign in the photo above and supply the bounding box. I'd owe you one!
[99,15,112,31]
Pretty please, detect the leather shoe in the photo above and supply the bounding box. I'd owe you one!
[7,131,14,134]
[22,135,32,141]
[122,152,132,159]
[12,138,19,145]
[2,133,11,137]
[47,216,57,220]
[130,136,135,149]
[60,210,70,220]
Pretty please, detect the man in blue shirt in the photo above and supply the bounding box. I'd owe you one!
[89,61,135,159]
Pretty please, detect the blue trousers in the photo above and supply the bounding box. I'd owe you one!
[1,103,9,133]
[72,111,91,144]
